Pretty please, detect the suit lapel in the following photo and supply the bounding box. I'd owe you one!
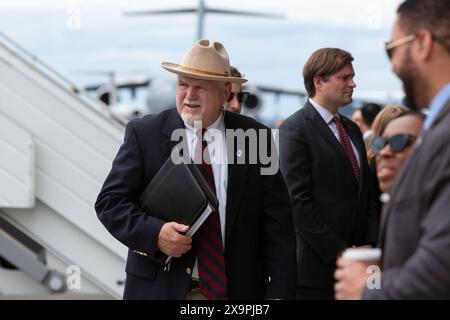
[304,102,345,158]
[305,102,359,186]
[161,109,186,160]
[223,111,248,244]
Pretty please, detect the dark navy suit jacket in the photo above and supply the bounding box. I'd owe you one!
[95,108,296,299]
[279,101,380,290]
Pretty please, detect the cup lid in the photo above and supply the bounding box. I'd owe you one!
[342,248,382,261]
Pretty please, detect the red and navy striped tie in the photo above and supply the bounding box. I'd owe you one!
[194,129,227,300]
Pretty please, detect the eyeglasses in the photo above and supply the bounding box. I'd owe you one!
[372,133,416,155]
[227,91,250,104]
[384,34,416,60]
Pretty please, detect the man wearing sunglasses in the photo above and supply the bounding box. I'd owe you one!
[335,0,450,300]
[225,66,249,114]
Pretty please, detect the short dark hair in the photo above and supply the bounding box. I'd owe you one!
[303,48,354,97]
[230,66,242,78]
[397,0,450,52]
[361,103,382,128]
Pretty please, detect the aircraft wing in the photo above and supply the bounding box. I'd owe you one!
[124,8,197,16]
[124,7,283,19]
[207,8,284,19]
[254,85,307,97]
[83,78,151,92]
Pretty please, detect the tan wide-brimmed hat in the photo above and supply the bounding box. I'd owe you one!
[161,39,247,84]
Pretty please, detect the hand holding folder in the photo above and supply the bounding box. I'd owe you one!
[138,156,219,265]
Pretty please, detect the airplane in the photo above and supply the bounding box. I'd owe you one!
[77,71,151,120]
[123,0,284,41]
[82,70,398,127]
[79,0,292,122]
[81,71,310,124]
[79,1,400,126]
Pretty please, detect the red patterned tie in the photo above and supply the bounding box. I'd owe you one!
[334,116,360,181]
[194,129,227,300]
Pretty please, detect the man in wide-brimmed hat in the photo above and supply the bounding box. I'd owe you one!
[96,40,296,300]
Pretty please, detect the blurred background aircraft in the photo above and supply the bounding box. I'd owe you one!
[0,0,404,299]
[79,0,309,122]
[73,0,402,124]
[0,0,405,126]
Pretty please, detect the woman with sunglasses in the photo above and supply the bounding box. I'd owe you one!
[366,106,407,166]
[374,112,424,193]
[364,106,407,205]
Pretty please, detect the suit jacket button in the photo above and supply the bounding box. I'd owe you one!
[186,267,192,275]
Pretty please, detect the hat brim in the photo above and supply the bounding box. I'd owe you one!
[161,62,247,84]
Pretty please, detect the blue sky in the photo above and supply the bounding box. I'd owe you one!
[0,0,404,123]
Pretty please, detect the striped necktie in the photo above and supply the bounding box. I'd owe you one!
[194,129,227,300]
[334,116,360,181]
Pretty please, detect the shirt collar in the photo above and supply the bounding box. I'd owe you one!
[423,83,450,131]
[363,130,373,140]
[309,98,338,124]
[183,109,225,142]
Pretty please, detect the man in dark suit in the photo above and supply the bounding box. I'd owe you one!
[335,0,450,299]
[279,48,380,299]
[95,39,296,300]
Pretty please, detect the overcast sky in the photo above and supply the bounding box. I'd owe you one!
[0,0,404,122]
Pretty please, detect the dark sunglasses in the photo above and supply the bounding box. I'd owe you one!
[372,133,416,155]
[227,91,250,103]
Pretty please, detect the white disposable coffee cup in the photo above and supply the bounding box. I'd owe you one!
[342,248,382,267]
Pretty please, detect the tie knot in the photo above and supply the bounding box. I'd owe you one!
[195,128,207,141]
[194,128,209,164]
[333,115,341,124]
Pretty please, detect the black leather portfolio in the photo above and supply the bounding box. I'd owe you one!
[138,156,219,265]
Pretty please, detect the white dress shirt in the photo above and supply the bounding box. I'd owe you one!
[183,111,228,279]
[183,111,228,244]
[309,98,361,167]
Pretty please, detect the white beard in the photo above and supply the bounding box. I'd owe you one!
[180,99,203,126]
[180,110,203,126]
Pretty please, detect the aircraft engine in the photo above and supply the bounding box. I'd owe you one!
[242,85,262,115]
[146,76,176,115]
[95,84,115,105]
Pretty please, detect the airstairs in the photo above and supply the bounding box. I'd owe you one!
[0,32,128,299]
